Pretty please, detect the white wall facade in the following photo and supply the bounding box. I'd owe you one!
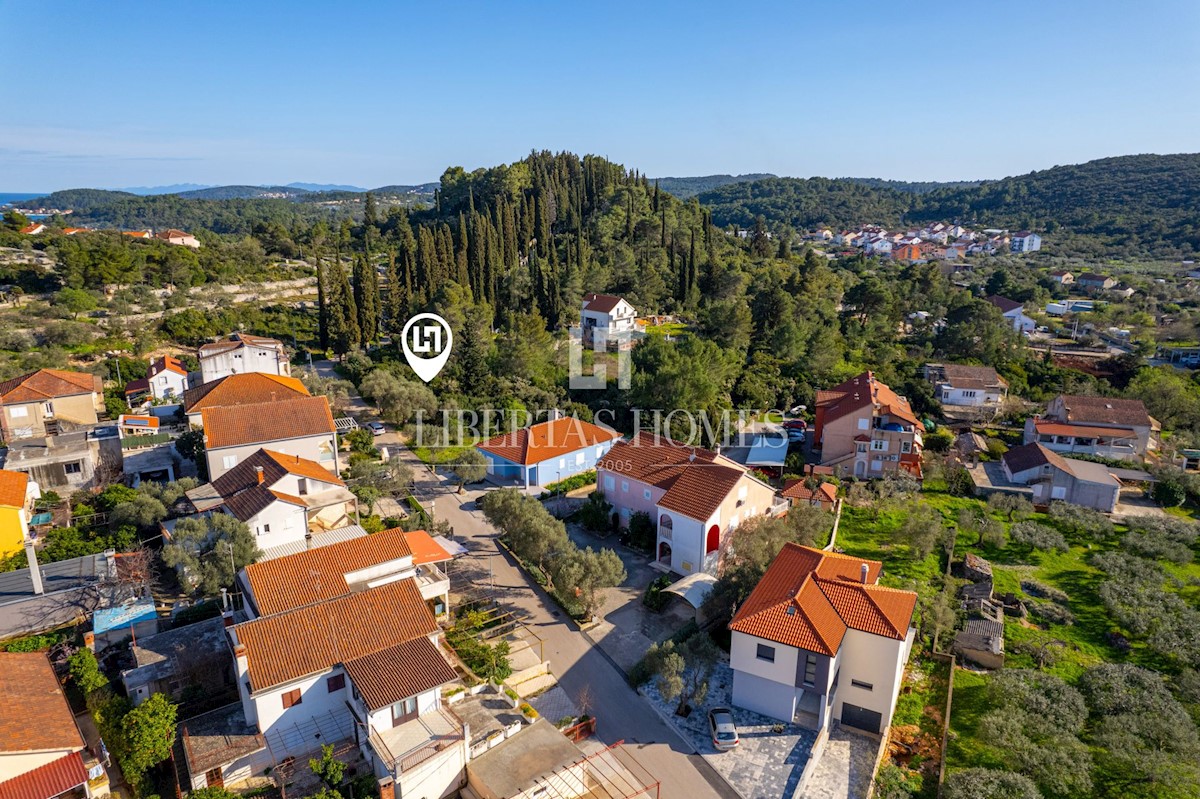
[830,628,912,733]
[207,434,338,480]
[201,345,289,384]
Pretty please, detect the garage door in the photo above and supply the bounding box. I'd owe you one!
[840,703,882,734]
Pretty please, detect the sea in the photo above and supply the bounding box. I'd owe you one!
[0,192,46,208]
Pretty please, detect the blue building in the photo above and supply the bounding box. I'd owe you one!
[476,417,622,488]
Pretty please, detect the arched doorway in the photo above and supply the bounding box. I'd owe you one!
[854,460,866,477]
[658,513,673,538]
[706,524,720,554]
[658,541,672,565]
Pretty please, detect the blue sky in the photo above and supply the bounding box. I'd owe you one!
[1,0,1197,191]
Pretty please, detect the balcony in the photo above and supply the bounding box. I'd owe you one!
[369,706,465,778]
[414,563,450,604]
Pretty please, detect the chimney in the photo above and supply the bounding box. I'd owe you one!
[378,778,395,799]
[255,466,264,484]
[860,563,869,584]
[25,540,43,595]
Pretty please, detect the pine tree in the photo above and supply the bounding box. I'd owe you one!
[328,257,360,355]
[314,247,329,351]
[385,251,406,337]
[363,192,378,227]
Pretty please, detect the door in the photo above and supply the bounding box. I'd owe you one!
[205,768,224,789]
[840,703,882,734]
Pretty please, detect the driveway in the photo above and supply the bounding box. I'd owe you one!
[641,661,817,799]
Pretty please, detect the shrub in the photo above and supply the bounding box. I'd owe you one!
[1010,522,1068,553]
[924,428,954,453]
[945,466,976,497]
[1020,580,1069,604]
[1030,600,1075,626]
[626,511,655,551]
[578,491,613,533]
[643,575,672,612]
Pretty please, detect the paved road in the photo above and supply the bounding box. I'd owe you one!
[310,362,737,799]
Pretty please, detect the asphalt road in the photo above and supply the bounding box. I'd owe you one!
[311,360,737,799]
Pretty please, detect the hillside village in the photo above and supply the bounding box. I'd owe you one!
[1,151,1200,799]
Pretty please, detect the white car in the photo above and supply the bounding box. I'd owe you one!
[708,707,740,751]
[367,421,386,436]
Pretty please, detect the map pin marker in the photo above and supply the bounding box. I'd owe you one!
[401,313,453,383]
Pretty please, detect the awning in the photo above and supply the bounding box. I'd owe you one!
[431,535,469,558]
[664,572,718,609]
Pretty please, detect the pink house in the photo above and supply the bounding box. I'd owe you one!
[596,434,779,575]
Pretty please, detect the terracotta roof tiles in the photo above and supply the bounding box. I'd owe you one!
[476,417,620,466]
[0,653,84,753]
[1055,395,1151,427]
[342,637,458,710]
[729,544,916,656]
[236,579,437,692]
[202,396,334,449]
[183,372,308,412]
[243,527,414,616]
[0,752,88,799]
[0,369,101,405]
[0,469,29,509]
[581,293,627,314]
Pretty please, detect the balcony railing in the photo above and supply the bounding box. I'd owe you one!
[369,707,464,776]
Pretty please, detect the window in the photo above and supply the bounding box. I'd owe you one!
[223,455,238,470]
[327,674,345,693]
[262,523,271,534]
[901,441,911,454]
[558,458,566,468]
[43,402,54,415]
[871,439,887,451]
[756,644,775,663]
[392,696,417,726]
[857,418,869,431]
[64,462,82,475]
[575,452,584,466]
[856,443,867,453]
[9,406,27,418]
[595,446,604,458]
[604,475,614,491]
[804,655,817,686]
[282,688,302,708]
[297,478,308,496]
[850,679,874,691]
[643,489,651,500]
[962,390,976,398]
[621,480,629,493]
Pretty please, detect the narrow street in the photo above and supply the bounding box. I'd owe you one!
[310,360,738,799]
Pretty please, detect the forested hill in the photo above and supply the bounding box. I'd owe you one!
[841,177,981,194]
[653,174,775,199]
[700,153,1200,256]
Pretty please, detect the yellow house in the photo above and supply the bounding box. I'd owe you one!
[0,468,33,557]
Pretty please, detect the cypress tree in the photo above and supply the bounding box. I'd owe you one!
[353,255,379,345]
[328,256,360,355]
[385,251,407,337]
[314,246,329,351]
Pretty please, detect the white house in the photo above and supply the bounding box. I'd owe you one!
[596,434,780,575]
[155,228,201,248]
[201,395,338,480]
[580,293,637,347]
[1010,231,1042,253]
[199,333,290,384]
[146,355,189,401]
[1023,394,1156,460]
[1048,270,1074,285]
[178,530,463,797]
[1001,443,1120,512]
[728,544,917,734]
[925,364,1009,407]
[183,448,355,554]
[987,295,1036,333]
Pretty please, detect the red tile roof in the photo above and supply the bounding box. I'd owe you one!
[198,333,284,359]
[0,653,84,753]
[1055,395,1151,427]
[780,479,837,506]
[986,295,1023,314]
[729,544,916,656]
[201,396,334,449]
[183,372,308,412]
[244,527,413,616]
[817,371,923,430]
[0,469,29,509]
[581,293,628,314]
[149,355,187,377]
[342,637,458,710]
[1033,421,1136,439]
[236,579,437,692]
[597,433,751,522]
[0,752,87,799]
[476,417,621,466]
[0,369,101,405]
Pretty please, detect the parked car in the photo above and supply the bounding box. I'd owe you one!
[367,421,386,436]
[708,707,740,751]
[783,419,807,431]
